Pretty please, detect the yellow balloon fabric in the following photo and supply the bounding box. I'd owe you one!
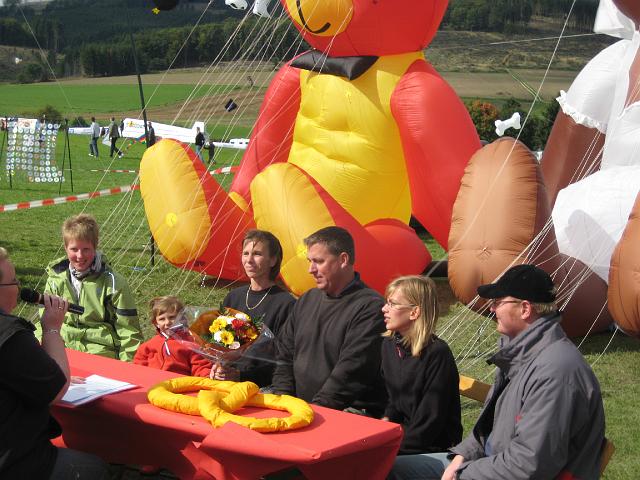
[288,52,421,227]
[148,377,314,433]
[140,140,212,265]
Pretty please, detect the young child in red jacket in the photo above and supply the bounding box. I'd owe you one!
[134,296,212,376]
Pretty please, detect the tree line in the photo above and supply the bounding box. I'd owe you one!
[443,0,598,33]
[1,0,601,82]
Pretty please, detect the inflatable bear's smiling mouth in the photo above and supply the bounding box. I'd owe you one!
[284,0,353,38]
[296,0,331,34]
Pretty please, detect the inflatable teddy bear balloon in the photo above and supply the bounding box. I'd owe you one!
[448,0,640,337]
[140,0,480,295]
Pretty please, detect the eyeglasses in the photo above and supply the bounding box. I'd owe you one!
[385,300,417,310]
[489,299,522,309]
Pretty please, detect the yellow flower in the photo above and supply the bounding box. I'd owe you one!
[209,318,227,333]
[219,330,235,346]
[246,326,258,340]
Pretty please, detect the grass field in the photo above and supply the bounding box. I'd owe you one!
[0,61,638,479]
[0,83,243,120]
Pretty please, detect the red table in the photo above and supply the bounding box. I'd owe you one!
[51,350,402,480]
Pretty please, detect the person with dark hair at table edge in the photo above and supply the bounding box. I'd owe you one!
[271,226,387,417]
[108,116,123,158]
[43,214,143,361]
[194,126,205,161]
[89,116,100,157]
[388,264,606,480]
[147,121,156,147]
[0,246,110,479]
[381,275,462,456]
[211,229,295,387]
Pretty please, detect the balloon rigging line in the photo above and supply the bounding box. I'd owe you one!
[172,5,259,125]
[17,5,74,114]
[588,327,618,367]
[163,9,340,295]
[441,0,583,281]
[136,1,215,126]
[16,2,618,360]
[194,11,346,293]
[432,32,603,50]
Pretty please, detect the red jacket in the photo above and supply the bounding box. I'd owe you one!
[133,334,212,377]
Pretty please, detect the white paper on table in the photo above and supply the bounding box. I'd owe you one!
[60,374,137,406]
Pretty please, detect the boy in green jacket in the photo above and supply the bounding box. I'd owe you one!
[43,214,142,361]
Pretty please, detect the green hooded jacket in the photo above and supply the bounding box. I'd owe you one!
[43,254,142,361]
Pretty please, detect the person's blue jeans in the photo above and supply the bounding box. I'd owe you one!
[387,452,451,480]
[49,447,110,480]
[90,137,99,157]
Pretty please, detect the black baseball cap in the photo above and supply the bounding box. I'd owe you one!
[477,264,556,303]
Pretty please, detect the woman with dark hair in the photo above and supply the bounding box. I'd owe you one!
[211,229,295,387]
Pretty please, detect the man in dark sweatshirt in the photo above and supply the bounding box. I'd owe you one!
[271,226,387,416]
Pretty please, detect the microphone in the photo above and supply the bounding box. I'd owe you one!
[20,288,85,315]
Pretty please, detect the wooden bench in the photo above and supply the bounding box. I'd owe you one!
[458,375,614,475]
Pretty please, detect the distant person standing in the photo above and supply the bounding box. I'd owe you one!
[206,140,216,165]
[147,122,156,147]
[108,117,123,158]
[119,119,125,136]
[89,117,100,158]
[195,127,205,161]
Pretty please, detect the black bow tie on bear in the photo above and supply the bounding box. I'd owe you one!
[291,50,379,81]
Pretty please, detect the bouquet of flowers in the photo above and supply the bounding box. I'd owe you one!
[168,306,274,364]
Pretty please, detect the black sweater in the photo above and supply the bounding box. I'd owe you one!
[272,275,387,415]
[0,312,66,479]
[382,335,462,455]
[222,284,295,387]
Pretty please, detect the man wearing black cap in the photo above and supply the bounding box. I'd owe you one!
[389,264,605,480]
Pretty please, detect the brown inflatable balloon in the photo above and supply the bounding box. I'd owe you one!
[609,192,640,338]
[449,137,553,305]
[540,111,605,205]
[449,137,612,337]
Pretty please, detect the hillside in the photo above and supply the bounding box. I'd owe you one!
[0,0,610,84]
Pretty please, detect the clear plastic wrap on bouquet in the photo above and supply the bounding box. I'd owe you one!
[167,306,275,365]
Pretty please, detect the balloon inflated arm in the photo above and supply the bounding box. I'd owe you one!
[391,60,481,249]
[225,0,247,10]
[495,112,521,136]
[229,64,302,202]
[253,0,271,18]
[540,40,626,204]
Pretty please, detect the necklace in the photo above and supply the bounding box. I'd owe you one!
[245,285,273,310]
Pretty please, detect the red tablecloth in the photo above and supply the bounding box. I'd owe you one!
[51,350,402,480]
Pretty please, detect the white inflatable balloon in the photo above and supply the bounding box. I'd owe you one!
[552,1,640,284]
[225,0,247,10]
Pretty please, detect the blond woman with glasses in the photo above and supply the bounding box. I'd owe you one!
[380,275,462,457]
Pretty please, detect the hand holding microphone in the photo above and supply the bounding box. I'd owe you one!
[20,288,85,315]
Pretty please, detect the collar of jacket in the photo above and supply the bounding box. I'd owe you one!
[290,50,379,80]
[49,253,109,277]
[488,312,564,378]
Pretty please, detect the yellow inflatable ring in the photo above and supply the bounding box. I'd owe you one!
[148,376,314,432]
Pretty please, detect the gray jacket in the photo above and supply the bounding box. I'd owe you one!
[451,313,605,480]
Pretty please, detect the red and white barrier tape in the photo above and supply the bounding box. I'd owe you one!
[210,166,238,175]
[0,184,139,213]
[90,169,138,174]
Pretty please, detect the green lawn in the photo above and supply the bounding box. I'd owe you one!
[0,83,237,118]
[0,82,637,479]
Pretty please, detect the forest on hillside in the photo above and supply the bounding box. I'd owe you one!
[0,0,600,82]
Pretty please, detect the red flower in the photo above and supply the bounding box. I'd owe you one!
[231,319,246,330]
